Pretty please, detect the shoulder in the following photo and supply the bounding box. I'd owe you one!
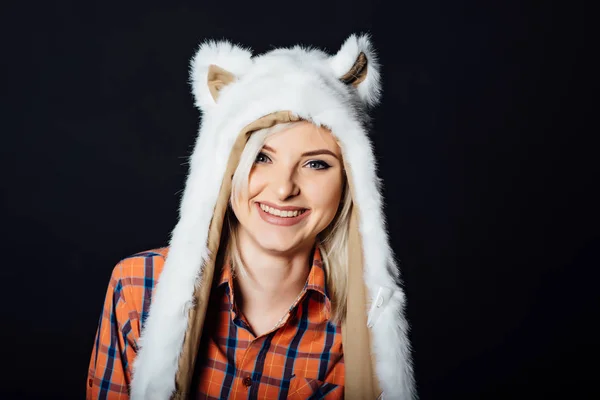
[103,247,170,327]
[108,247,170,297]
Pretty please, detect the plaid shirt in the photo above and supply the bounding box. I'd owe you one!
[87,247,344,399]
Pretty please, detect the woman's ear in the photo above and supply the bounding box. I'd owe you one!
[189,40,254,110]
[329,33,382,107]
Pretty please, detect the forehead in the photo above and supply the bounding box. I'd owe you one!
[264,122,341,155]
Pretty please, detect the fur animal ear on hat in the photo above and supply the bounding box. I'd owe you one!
[189,40,253,109]
[329,33,382,107]
[189,34,382,110]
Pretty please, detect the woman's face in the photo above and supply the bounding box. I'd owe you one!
[232,122,344,255]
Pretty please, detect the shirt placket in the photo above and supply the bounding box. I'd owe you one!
[227,285,267,396]
[228,293,305,397]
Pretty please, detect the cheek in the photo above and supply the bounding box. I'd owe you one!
[247,168,266,199]
[306,177,343,218]
[231,194,247,222]
[232,175,258,219]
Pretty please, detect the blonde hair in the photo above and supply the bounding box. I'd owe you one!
[225,121,352,323]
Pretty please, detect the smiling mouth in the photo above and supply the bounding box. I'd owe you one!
[258,203,308,218]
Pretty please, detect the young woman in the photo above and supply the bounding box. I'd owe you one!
[87,34,416,400]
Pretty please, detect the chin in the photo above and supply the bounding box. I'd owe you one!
[253,231,304,255]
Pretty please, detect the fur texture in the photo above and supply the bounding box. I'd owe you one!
[130,33,416,399]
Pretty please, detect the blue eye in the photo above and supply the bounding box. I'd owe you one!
[255,152,271,164]
[306,160,331,170]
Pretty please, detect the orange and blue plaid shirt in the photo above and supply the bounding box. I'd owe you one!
[87,247,344,399]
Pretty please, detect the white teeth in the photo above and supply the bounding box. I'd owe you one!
[259,203,305,218]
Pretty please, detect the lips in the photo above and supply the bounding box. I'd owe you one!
[255,202,311,226]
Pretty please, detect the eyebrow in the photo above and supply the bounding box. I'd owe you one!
[262,145,340,159]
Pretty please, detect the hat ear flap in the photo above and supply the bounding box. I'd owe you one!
[330,34,382,107]
[189,40,254,110]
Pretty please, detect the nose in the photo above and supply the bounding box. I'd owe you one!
[271,166,300,201]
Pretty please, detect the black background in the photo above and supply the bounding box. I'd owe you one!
[1,1,594,399]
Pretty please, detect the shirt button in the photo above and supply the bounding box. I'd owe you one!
[242,376,252,387]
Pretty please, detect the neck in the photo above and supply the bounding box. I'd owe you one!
[233,227,313,317]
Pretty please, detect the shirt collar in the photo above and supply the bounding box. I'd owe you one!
[305,246,329,299]
[217,246,331,313]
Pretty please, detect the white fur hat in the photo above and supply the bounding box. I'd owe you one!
[130,34,416,400]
